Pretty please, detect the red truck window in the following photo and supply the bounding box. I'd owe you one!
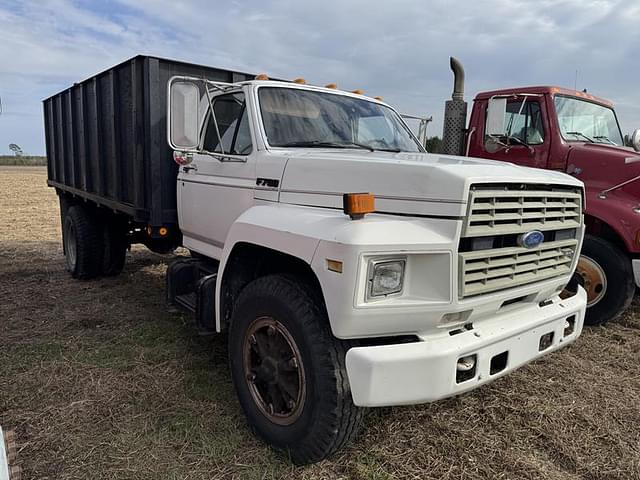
[485,99,545,147]
[554,95,623,146]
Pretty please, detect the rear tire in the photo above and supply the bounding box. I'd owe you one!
[63,205,103,279]
[577,235,634,325]
[228,275,364,464]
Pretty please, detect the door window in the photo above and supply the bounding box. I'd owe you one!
[203,92,252,155]
[485,99,545,146]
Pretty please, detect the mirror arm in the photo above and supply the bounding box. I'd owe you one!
[204,86,225,155]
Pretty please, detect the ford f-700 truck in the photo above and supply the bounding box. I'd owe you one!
[440,57,639,326]
[44,55,587,464]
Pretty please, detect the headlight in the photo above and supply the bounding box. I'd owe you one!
[369,259,406,297]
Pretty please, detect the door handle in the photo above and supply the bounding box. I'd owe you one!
[183,165,198,173]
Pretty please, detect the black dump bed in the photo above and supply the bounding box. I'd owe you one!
[44,55,257,227]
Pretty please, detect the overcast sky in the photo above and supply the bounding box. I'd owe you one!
[1,0,639,155]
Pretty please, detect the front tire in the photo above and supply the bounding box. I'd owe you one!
[228,275,363,464]
[576,235,634,325]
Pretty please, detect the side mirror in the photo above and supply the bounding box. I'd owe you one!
[631,128,640,152]
[168,79,200,150]
[486,97,507,136]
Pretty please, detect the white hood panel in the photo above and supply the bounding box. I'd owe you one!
[279,150,582,217]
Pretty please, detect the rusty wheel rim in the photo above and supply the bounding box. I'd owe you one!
[242,316,306,425]
[575,255,607,307]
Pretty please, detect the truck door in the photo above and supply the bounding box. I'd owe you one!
[178,90,256,258]
[472,96,550,169]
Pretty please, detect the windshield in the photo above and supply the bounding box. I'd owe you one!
[554,95,623,145]
[258,87,423,152]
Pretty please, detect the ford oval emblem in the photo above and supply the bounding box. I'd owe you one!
[518,230,544,249]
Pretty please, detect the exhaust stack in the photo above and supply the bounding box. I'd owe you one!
[441,57,468,156]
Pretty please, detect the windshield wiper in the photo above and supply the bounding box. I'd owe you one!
[566,131,595,143]
[593,135,616,145]
[277,140,374,151]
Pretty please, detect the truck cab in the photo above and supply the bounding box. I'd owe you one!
[438,57,639,326]
[464,86,639,325]
[167,75,587,460]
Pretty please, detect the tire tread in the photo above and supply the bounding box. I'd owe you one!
[229,274,364,464]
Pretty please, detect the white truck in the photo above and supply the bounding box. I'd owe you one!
[45,56,587,464]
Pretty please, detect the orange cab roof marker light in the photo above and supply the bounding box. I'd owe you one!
[343,193,375,220]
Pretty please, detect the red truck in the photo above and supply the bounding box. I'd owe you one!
[440,58,640,325]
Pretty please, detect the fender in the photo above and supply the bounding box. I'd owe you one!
[584,185,640,254]
[215,203,348,331]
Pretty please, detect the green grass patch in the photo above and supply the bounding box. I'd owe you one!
[0,341,65,373]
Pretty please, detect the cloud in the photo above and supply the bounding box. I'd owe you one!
[1,0,638,155]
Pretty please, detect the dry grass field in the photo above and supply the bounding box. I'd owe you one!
[1,166,640,479]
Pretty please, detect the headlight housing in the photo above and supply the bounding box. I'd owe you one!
[368,259,406,298]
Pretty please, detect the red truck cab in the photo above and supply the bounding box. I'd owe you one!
[463,85,640,324]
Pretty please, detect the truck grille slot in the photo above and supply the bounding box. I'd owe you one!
[460,239,577,297]
[463,189,582,237]
[459,184,582,298]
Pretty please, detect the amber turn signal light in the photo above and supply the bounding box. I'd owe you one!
[343,193,375,220]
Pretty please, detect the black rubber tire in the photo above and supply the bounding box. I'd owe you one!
[63,205,103,279]
[580,235,634,326]
[101,219,127,276]
[228,275,364,464]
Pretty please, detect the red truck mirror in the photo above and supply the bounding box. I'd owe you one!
[168,79,200,151]
[631,128,640,152]
[486,97,507,136]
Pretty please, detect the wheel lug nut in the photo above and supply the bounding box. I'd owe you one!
[289,357,298,369]
[247,373,256,382]
[287,399,295,409]
[267,325,276,336]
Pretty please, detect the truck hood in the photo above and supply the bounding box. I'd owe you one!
[567,142,640,196]
[279,150,583,217]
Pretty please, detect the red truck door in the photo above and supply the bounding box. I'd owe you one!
[468,96,551,169]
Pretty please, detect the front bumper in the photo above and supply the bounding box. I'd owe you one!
[345,287,587,407]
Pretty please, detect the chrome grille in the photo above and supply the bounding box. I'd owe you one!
[459,184,582,298]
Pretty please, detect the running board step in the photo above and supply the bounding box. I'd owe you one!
[174,292,197,312]
[166,257,219,335]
